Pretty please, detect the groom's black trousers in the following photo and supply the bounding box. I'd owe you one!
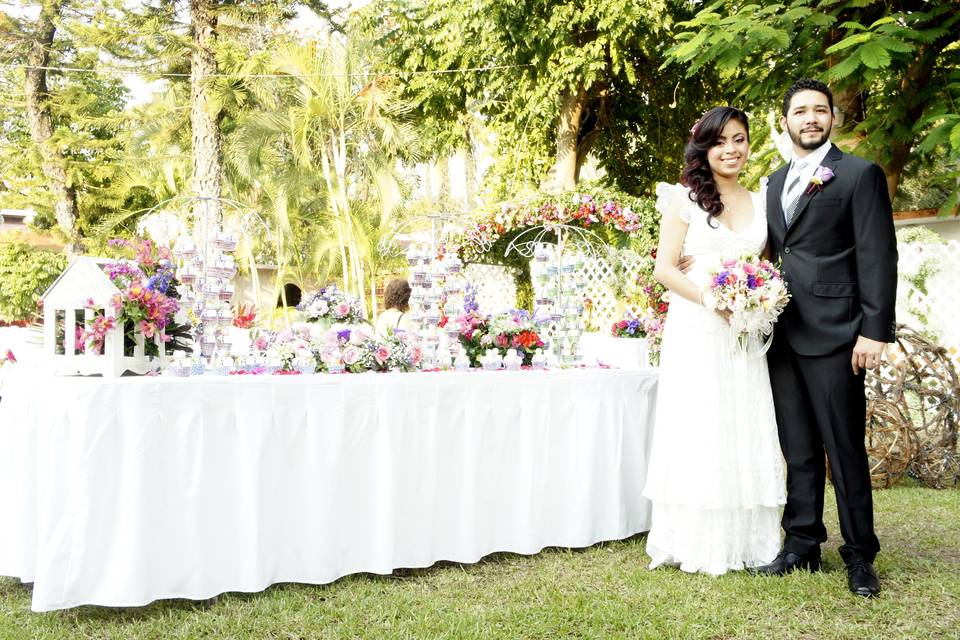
[767,332,880,564]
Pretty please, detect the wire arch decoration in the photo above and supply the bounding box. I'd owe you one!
[137,194,275,320]
[139,195,271,240]
[503,223,612,261]
[378,211,465,260]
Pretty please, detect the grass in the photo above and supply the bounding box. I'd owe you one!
[1,482,957,640]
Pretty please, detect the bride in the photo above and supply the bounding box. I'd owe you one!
[642,106,786,574]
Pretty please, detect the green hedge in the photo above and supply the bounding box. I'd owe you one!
[0,241,68,323]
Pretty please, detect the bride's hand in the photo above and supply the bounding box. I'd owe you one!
[716,308,732,324]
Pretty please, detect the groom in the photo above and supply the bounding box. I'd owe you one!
[754,78,898,597]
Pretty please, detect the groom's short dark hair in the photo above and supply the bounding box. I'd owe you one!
[783,78,834,115]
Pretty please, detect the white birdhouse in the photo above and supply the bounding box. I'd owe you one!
[40,257,166,377]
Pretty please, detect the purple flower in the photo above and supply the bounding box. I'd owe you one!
[337,329,352,343]
[146,273,172,294]
[463,283,479,314]
[714,271,729,287]
[510,309,531,322]
[806,165,836,194]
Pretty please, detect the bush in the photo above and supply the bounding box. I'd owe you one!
[0,240,68,323]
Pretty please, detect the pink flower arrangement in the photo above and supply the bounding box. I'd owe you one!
[80,237,185,357]
[312,327,420,373]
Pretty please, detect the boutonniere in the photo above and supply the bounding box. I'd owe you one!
[805,166,835,195]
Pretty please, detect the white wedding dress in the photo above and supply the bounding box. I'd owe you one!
[642,183,786,575]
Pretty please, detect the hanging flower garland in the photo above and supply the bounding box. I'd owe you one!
[458,190,660,265]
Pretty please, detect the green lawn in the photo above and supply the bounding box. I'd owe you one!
[1,482,957,640]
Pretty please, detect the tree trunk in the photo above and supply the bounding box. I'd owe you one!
[574,126,602,184]
[881,45,938,201]
[190,0,223,222]
[23,0,81,254]
[437,155,450,202]
[463,138,477,213]
[544,85,587,192]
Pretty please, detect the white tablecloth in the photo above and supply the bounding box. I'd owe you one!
[580,333,650,369]
[0,368,658,612]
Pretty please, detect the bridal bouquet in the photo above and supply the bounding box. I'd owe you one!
[702,255,790,353]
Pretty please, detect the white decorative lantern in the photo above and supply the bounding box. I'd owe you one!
[40,257,167,377]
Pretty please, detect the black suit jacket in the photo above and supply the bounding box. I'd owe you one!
[766,145,898,356]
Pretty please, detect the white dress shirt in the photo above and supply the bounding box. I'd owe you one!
[781,140,833,220]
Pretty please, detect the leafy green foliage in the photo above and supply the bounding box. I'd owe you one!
[0,240,67,322]
[355,0,715,196]
[663,0,960,214]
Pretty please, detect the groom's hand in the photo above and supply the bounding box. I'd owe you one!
[851,335,885,375]
[677,254,694,274]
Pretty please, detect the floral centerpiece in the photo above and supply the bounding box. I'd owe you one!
[611,315,646,338]
[246,326,319,372]
[311,327,363,372]
[268,328,317,372]
[310,326,422,373]
[81,238,189,357]
[487,310,546,365]
[454,303,546,367]
[452,284,490,367]
[298,285,365,327]
[702,254,790,353]
[351,328,422,373]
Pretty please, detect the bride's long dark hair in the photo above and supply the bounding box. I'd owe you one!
[681,106,750,228]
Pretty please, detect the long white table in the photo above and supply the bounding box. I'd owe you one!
[0,368,657,612]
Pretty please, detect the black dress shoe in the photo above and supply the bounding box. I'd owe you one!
[847,559,880,597]
[750,549,822,576]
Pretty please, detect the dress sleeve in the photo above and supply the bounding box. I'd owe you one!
[654,182,691,223]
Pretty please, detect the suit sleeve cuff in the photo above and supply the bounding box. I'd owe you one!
[860,315,896,343]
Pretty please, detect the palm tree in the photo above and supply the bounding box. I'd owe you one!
[227,36,418,318]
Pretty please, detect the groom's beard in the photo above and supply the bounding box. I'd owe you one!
[787,122,832,150]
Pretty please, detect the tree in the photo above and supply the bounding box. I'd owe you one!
[356,0,711,196]
[663,0,960,214]
[0,2,133,250]
[1,1,82,252]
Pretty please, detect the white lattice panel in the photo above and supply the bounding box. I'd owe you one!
[526,249,640,331]
[463,263,517,314]
[897,240,960,367]
[582,253,639,330]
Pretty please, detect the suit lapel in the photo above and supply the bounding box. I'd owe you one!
[786,145,843,234]
[767,165,789,238]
